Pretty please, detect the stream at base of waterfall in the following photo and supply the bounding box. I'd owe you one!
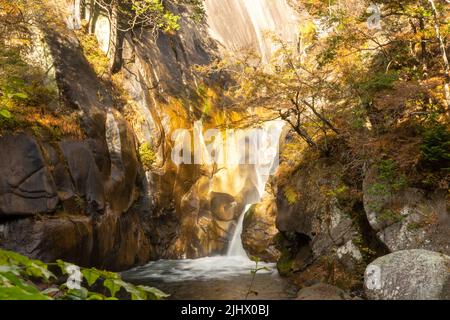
[121,202,297,299]
[121,255,297,300]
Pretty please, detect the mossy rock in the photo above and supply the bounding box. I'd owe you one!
[277,251,294,276]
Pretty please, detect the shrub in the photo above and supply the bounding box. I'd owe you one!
[75,32,109,77]
[139,142,156,170]
[420,124,450,172]
[377,159,408,191]
[283,185,298,205]
[357,71,399,94]
[0,249,168,300]
[356,71,399,104]
[0,46,79,138]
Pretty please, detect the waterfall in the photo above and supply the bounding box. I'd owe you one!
[227,204,253,257]
[122,123,285,282]
[226,120,285,258]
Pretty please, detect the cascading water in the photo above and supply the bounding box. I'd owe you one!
[227,204,252,257]
[226,120,285,258]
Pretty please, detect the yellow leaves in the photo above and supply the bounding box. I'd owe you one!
[139,142,156,170]
[25,109,84,139]
[263,30,282,44]
[75,31,109,77]
[299,20,317,44]
[164,97,189,129]
[0,0,24,15]
[283,185,298,205]
[7,38,31,47]
[243,66,255,74]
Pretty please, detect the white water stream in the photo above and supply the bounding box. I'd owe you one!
[226,204,252,257]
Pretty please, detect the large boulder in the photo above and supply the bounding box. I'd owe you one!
[91,209,151,270]
[276,158,364,271]
[0,134,59,216]
[60,140,106,214]
[210,192,237,222]
[0,215,93,266]
[364,250,450,300]
[363,165,450,254]
[242,191,280,262]
[176,174,237,258]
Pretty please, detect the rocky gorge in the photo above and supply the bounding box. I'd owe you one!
[0,0,449,300]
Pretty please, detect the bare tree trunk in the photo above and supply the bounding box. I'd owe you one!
[67,0,82,30]
[428,0,450,108]
[419,17,429,73]
[280,112,318,149]
[108,0,124,74]
[293,125,318,149]
[80,0,86,20]
[302,99,340,134]
[88,0,99,34]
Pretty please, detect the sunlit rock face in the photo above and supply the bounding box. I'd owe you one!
[82,2,290,258]
[204,0,300,61]
[172,121,284,258]
[109,14,224,259]
[242,185,281,262]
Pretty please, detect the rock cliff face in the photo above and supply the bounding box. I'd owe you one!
[0,0,300,267]
[0,7,150,269]
[363,166,450,255]
[255,134,449,294]
[203,0,300,61]
[242,184,280,262]
[75,1,294,259]
[273,150,370,285]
